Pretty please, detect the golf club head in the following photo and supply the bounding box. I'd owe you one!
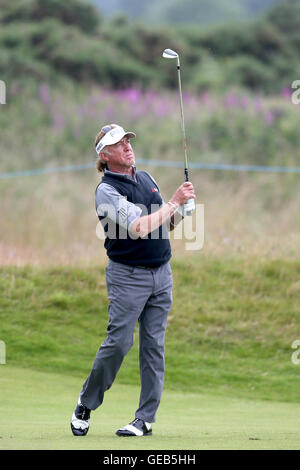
[162,48,179,59]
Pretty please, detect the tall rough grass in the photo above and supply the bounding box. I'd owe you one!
[0,82,299,265]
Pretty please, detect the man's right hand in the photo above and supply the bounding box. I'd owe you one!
[170,182,195,207]
[130,182,196,238]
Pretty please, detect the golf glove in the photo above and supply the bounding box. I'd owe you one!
[178,198,195,217]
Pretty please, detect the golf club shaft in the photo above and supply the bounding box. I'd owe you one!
[162,48,195,215]
[176,58,189,182]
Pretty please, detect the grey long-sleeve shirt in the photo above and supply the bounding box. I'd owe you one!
[96,167,160,231]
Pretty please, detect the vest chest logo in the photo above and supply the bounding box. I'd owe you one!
[152,188,158,192]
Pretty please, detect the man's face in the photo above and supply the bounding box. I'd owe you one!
[101,136,135,172]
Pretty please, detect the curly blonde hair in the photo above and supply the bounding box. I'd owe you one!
[95,124,118,172]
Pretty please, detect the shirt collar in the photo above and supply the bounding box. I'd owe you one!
[104,166,136,181]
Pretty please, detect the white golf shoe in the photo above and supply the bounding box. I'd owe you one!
[70,398,91,436]
[116,418,152,437]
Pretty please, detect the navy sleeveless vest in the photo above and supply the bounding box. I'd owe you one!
[96,170,171,267]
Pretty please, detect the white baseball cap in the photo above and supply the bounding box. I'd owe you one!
[95,124,136,155]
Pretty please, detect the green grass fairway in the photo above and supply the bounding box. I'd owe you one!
[1,259,299,404]
[0,366,299,450]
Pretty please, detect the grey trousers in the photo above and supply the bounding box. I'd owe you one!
[80,259,173,423]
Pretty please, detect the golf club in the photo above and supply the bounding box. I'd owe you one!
[162,48,195,216]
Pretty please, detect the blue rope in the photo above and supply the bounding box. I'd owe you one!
[138,159,300,173]
[0,163,95,179]
[0,159,300,179]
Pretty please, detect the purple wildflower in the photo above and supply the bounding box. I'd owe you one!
[224,92,240,109]
[264,110,275,126]
[117,88,141,104]
[280,87,292,100]
[155,101,170,117]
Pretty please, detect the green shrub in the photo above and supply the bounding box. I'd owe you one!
[1,0,300,92]
[224,55,276,91]
[0,0,101,34]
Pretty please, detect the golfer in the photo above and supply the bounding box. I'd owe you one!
[71,124,195,437]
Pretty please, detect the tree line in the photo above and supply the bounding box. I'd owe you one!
[0,0,299,93]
